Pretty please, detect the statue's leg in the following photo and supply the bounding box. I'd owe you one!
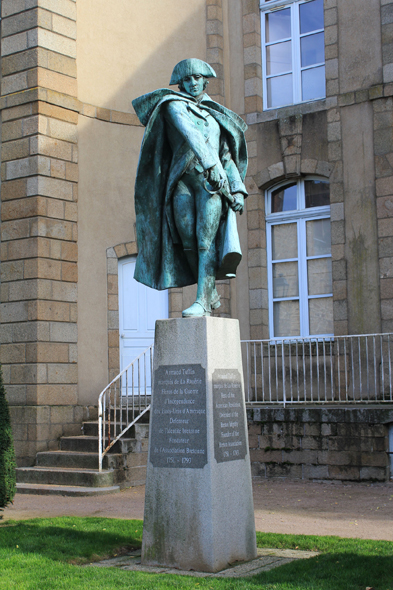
[196,187,221,309]
[182,180,221,318]
[173,180,198,280]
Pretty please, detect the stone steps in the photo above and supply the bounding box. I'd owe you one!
[16,466,114,487]
[36,450,120,470]
[16,483,121,497]
[60,435,109,453]
[109,407,150,422]
[121,464,147,487]
[83,421,150,439]
[16,416,149,496]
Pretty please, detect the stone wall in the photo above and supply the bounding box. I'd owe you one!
[248,407,393,482]
[0,0,79,466]
[9,403,97,465]
[239,0,393,340]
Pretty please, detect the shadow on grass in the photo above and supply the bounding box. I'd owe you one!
[0,516,142,563]
[0,519,392,589]
[246,552,393,590]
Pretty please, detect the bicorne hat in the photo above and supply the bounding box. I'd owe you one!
[169,59,216,85]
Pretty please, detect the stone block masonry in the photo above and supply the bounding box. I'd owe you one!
[375,94,393,333]
[0,0,79,465]
[204,0,231,320]
[165,0,232,320]
[248,407,393,482]
[9,404,98,467]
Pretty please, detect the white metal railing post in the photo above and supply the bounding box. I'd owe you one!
[98,396,103,472]
[281,341,286,408]
[97,344,154,469]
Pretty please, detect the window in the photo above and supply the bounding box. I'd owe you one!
[266,178,332,339]
[261,0,326,109]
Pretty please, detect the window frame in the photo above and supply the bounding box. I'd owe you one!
[266,177,333,340]
[260,0,326,111]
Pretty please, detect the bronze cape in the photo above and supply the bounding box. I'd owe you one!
[132,89,248,290]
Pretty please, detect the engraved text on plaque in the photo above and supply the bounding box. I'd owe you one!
[213,369,247,463]
[150,364,207,468]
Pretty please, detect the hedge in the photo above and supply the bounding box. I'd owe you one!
[0,365,16,512]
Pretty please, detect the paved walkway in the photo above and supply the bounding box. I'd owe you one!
[3,479,393,541]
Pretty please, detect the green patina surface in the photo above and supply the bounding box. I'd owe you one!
[131,59,248,317]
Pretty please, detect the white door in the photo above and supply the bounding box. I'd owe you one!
[118,257,168,394]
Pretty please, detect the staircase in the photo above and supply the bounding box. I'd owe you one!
[16,410,150,496]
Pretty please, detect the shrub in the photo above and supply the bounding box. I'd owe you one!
[0,365,16,512]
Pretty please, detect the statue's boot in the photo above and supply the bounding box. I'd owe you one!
[181,300,211,317]
[184,248,220,310]
[182,247,216,318]
[211,287,221,310]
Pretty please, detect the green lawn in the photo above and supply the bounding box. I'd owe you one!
[0,516,392,590]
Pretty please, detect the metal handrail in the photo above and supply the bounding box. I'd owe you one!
[241,333,393,407]
[98,345,153,471]
[98,332,393,469]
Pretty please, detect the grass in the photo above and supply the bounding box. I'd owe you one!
[0,516,392,590]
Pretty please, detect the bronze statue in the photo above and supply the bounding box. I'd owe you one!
[132,59,248,317]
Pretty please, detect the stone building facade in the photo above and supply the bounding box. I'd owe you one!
[0,0,393,480]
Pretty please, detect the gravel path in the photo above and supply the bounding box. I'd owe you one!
[3,479,393,541]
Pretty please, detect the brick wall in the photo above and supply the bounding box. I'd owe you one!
[248,407,392,482]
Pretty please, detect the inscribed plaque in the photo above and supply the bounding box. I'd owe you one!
[149,364,207,468]
[213,369,247,463]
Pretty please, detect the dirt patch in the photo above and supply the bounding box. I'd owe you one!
[3,479,393,541]
[253,479,393,540]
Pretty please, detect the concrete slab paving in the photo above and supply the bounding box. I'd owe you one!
[87,547,318,578]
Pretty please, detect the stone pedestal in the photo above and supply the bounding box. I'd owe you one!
[142,317,257,573]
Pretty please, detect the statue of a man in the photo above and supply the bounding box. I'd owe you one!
[132,58,248,317]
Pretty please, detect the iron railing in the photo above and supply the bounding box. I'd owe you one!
[242,333,393,407]
[98,334,393,469]
[98,345,153,471]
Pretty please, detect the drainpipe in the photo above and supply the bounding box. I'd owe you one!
[389,424,393,480]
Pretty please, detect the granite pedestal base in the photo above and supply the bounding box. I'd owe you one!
[141,317,257,573]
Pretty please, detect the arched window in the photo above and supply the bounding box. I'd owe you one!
[266,177,332,338]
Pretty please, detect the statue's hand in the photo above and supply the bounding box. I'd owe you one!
[230,193,244,214]
[207,164,224,191]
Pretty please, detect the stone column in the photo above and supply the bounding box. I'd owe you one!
[205,0,231,318]
[377,0,393,332]
[337,0,383,335]
[0,0,79,465]
[242,0,267,340]
[242,0,262,116]
[206,0,225,105]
